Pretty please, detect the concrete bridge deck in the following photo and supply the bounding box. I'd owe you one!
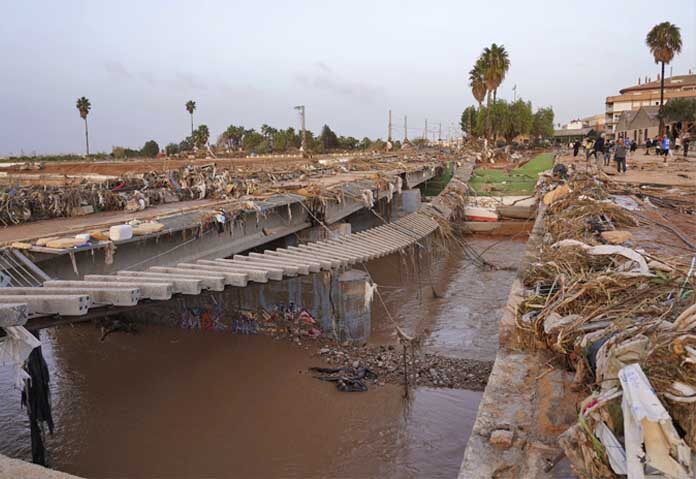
[0,212,438,330]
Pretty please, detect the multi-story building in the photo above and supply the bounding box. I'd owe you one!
[605,73,696,135]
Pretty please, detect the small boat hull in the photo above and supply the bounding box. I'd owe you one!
[464,206,498,222]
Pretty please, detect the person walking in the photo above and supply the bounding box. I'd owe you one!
[593,135,605,164]
[573,140,580,157]
[645,137,652,155]
[604,140,613,166]
[683,135,690,158]
[614,139,627,174]
[662,135,671,163]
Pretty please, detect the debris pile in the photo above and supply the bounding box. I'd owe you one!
[0,153,448,227]
[515,170,696,477]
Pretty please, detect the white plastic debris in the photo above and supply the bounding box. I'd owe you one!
[594,421,628,474]
[0,326,41,389]
[552,240,650,275]
[618,363,692,478]
[361,190,375,209]
[109,224,133,241]
[364,281,377,312]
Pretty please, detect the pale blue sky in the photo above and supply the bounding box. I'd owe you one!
[1,0,694,155]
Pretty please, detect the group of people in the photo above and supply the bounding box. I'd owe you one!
[570,131,691,174]
[645,134,690,159]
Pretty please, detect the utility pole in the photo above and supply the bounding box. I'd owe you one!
[424,119,428,141]
[438,123,442,142]
[388,109,392,142]
[404,116,408,142]
[294,105,307,156]
[513,84,517,102]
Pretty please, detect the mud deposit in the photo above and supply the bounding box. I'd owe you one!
[0,236,525,478]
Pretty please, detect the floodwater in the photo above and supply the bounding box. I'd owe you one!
[0,236,525,479]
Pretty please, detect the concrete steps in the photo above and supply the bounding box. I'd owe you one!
[0,213,439,318]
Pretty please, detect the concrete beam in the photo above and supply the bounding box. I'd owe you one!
[147,267,229,290]
[231,255,302,276]
[212,259,284,281]
[285,246,350,267]
[46,279,172,301]
[0,287,140,307]
[248,252,321,273]
[0,294,90,316]
[118,270,225,292]
[113,272,202,295]
[175,263,249,286]
[0,303,29,327]
[264,249,337,270]
[194,260,270,283]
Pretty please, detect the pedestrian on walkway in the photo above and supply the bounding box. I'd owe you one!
[683,135,690,158]
[662,135,671,162]
[592,136,605,162]
[573,140,580,157]
[645,138,652,155]
[614,140,627,174]
[604,140,613,166]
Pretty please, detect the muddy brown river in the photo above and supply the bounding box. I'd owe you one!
[0,237,525,478]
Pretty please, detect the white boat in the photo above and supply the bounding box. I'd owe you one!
[464,206,498,222]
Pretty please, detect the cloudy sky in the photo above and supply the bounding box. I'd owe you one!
[1,0,694,155]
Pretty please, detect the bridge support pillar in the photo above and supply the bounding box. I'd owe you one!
[331,269,371,344]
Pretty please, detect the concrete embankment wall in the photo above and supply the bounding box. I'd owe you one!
[458,202,580,477]
[0,454,82,479]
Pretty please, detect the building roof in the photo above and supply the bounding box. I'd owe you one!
[615,106,660,132]
[554,127,592,138]
[619,74,696,94]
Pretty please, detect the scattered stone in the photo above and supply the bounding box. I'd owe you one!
[490,429,514,449]
[600,230,633,244]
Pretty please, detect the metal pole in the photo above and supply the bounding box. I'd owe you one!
[294,105,307,154]
[388,110,392,142]
[404,116,408,142]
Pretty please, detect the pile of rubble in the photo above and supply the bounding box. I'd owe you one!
[0,153,450,227]
[515,170,696,477]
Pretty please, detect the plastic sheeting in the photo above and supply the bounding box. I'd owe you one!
[0,325,41,388]
[619,363,693,479]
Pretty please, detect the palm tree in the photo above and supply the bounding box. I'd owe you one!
[185,100,196,137]
[76,97,91,156]
[481,43,510,103]
[478,44,510,139]
[469,62,487,108]
[646,22,682,134]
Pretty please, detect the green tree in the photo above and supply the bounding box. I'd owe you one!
[662,98,696,124]
[460,106,478,136]
[179,138,193,152]
[185,100,196,137]
[140,140,160,158]
[531,107,555,140]
[338,136,359,150]
[319,124,339,150]
[359,137,373,149]
[646,22,682,134]
[220,125,246,149]
[192,124,209,148]
[271,130,289,152]
[165,143,179,156]
[505,99,534,143]
[242,130,264,151]
[76,96,91,155]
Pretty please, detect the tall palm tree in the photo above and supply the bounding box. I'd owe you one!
[646,22,682,134]
[468,62,487,108]
[185,100,196,137]
[481,43,510,103]
[76,97,91,156]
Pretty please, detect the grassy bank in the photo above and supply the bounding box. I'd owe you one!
[468,152,554,195]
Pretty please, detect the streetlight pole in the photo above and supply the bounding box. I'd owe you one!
[294,105,307,156]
